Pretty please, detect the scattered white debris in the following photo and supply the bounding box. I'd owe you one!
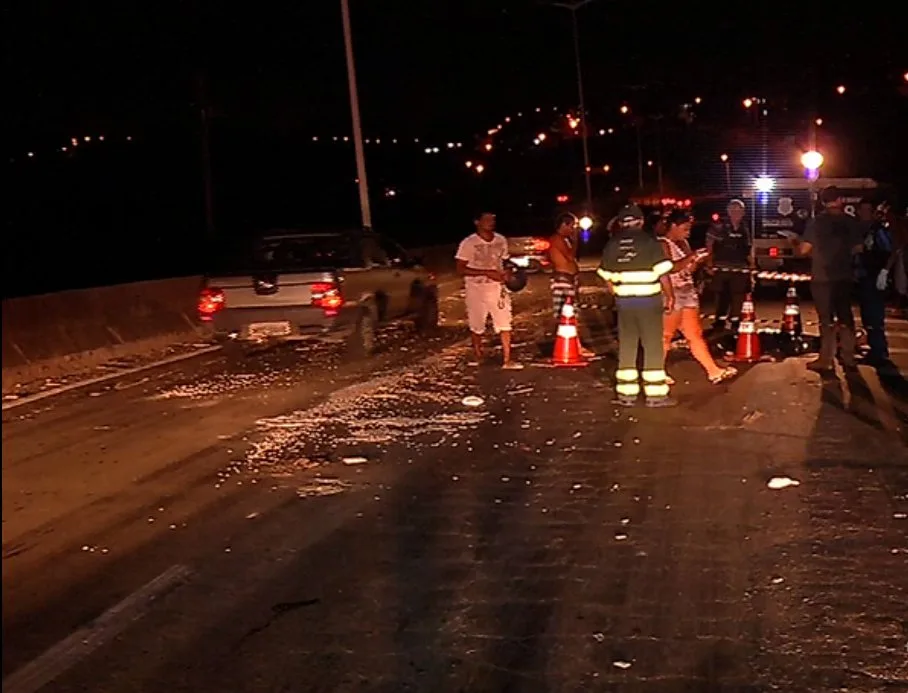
[615,533,628,541]
[592,632,605,642]
[894,512,907,519]
[613,660,632,670]
[246,512,259,519]
[342,456,369,465]
[462,396,484,407]
[767,476,801,490]
[771,576,785,584]
[296,478,350,497]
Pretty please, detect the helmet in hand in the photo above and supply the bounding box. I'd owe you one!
[504,262,528,292]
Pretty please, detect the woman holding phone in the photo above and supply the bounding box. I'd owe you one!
[660,210,738,385]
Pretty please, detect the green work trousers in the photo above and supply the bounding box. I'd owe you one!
[615,297,669,399]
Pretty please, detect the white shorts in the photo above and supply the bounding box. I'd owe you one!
[465,283,512,334]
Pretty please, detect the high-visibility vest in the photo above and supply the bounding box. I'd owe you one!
[597,228,673,297]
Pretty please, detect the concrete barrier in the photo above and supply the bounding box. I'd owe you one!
[1,243,458,391]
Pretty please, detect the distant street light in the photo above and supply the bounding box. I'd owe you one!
[742,98,754,109]
[836,85,846,95]
[720,154,731,193]
[801,150,824,216]
[578,215,594,231]
[801,150,824,172]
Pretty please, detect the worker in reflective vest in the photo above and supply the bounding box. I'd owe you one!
[598,204,676,407]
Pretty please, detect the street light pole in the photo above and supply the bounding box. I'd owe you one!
[340,0,373,230]
[553,0,594,213]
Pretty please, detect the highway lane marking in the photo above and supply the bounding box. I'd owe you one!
[2,347,223,412]
[2,564,193,693]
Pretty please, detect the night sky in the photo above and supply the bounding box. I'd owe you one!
[10,1,905,137]
[6,1,907,295]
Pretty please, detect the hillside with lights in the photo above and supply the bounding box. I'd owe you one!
[6,73,908,296]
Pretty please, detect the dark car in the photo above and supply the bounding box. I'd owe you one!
[198,229,439,359]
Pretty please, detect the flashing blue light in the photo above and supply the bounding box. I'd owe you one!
[758,192,769,205]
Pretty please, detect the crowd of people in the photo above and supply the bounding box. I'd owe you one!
[454,192,907,406]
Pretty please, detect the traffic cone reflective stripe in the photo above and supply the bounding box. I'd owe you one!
[733,292,761,363]
[781,285,802,336]
[552,297,588,367]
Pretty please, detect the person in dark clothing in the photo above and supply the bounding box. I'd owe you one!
[792,186,864,375]
[706,199,753,331]
[855,199,894,367]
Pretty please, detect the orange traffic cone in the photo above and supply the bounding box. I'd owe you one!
[733,293,761,363]
[780,285,802,337]
[552,297,588,367]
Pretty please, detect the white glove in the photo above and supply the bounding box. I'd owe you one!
[876,269,889,291]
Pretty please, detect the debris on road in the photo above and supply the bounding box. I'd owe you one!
[461,396,484,407]
[767,476,801,489]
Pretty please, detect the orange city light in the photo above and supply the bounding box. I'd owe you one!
[475,164,485,173]
[484,143,492,151]
[742,98,754,109]
[619,105,630,115]
[836,85,846,95]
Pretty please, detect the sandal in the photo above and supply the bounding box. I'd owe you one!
[709,367,738,384]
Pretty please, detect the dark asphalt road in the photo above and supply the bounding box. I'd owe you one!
[3,273,908,693]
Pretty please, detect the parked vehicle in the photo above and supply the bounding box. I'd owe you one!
[743,177,881,276]
[505,235,552,272]
[198,229,439,359]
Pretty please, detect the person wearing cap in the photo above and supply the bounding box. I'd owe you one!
[791,186,865,375]
[598,203,676,407]
[706,199,753,332]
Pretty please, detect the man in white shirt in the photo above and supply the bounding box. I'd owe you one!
[455,211,523,369]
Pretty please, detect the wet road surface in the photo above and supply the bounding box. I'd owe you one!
[3,274,907,692]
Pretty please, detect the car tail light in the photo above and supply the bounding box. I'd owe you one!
[768,247,779,258]
[310,281,344,317]
[198,287,225,321]
[531,237,550,252]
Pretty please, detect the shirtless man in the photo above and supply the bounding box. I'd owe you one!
[549,213,594,356]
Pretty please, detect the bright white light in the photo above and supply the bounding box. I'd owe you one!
[754,177,775,193]
[801,151,824,171]
[578,216,594,231]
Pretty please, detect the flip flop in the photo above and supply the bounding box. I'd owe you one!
[502,361,525,370]
[709,367,738,384]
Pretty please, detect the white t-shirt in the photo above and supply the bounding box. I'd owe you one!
[455,233,509,287]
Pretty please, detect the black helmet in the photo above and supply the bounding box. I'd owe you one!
[504,262,528,292]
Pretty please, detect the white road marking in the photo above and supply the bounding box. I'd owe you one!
[2,564,193,693]
[2,347,222,412]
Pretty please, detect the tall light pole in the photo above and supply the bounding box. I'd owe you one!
[720,153,731,193]
[340,0,372,230]
[553,0,594,213]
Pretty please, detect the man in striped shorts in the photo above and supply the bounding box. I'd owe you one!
[549,213,594,356]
